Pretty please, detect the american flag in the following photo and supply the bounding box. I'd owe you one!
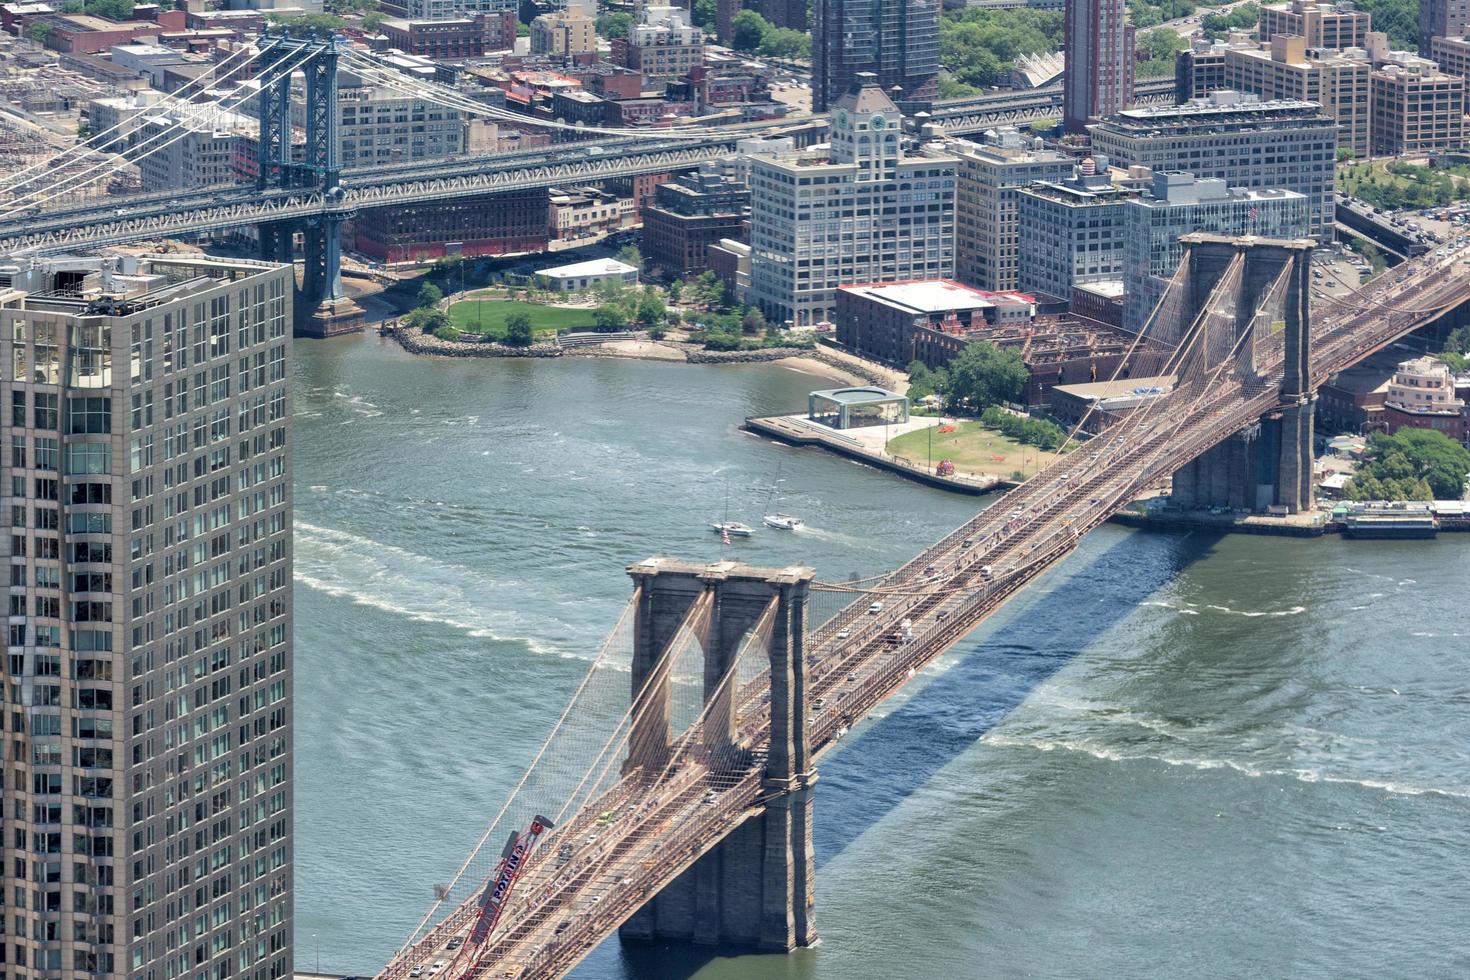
[721,527,731,546]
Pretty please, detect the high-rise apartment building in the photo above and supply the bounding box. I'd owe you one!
[1222,35,1371,159]
[1419,0,1470,55]
[747,77,956,326]
[950,127,1072,291]
[1257,0,1371,51]
[0,252,294,980]
[812,0,940,113]
[1122,172,1309,331]
[1087,91,1337,238]
[1063,0,1136,133]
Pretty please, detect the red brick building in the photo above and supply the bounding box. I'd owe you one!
[352,189,549,263]
[641,169,749,277]
[42,13,171,53]
[379,14,516,60]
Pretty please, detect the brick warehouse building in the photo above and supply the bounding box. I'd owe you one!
[834,279,1170,406]
[352,189,549,263]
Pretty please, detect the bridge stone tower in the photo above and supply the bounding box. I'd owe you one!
[255,29,364,338]
[620,558,819,952]
[1168,234,1316,514]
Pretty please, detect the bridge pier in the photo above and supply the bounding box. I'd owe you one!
[1169,235,1316,513]
[619,558,818,953]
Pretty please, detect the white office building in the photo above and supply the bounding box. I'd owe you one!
[747,76,957,327]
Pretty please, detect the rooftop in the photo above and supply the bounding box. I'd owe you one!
[535,258,638,278]
[839,279,1030,315]
[809,386,906,404]
[1052,375,1176,401]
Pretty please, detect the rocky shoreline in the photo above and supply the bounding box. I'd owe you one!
[387,325,563,357]
[383,325,891,387]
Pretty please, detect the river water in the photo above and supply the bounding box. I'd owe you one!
[292,335,1470,979]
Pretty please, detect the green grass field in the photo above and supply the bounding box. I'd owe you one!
[885,420,1062,479]
[446,300,598,341]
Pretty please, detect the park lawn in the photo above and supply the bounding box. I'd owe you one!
[446,300,597,340]
[886,420,1064,480]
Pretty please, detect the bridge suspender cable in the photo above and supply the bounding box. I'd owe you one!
[0,46,271,209]
[395,595,638,956]
[0,45,310,216]
[338,53,732,140]
[0,45,264,196]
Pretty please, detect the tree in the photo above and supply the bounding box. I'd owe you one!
[25,20,53,41]
[1444,325,1470,355]
[939,8,1062,89]
[268,11,347,29]
[61,0,83,10]
[731,9,770,51]
[1138,26,1185,62]
[361,11,385,30]
[945,341,1029,412]
[616,244,643,269]
[593,304,629,331]
[416,282,444,309]
[406,306,451,335]
[503,310,535,347]
[691,0,715,28]
[741,308,767,336]
[1200,2,1259,39]
[1337,147,1355,163]
[85,0,134,20]
[1346,428,1470,500]
[636,293,667,328]
[760,27,810,59]
[668,279,683,303]
[596,11,632,38]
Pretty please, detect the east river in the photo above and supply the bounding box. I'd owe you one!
[292,334,1470,979]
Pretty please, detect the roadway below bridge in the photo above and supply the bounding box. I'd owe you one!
[374,242,1470,980]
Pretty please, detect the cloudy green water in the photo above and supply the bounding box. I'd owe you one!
[291,335,1470,979]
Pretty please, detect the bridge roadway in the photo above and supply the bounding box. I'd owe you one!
[375,244,1470,980]
[0,79,1176,256]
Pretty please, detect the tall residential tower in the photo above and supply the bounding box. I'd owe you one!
[1063,0,1136,133]
[1,253,294,980]
[812,0,940,112]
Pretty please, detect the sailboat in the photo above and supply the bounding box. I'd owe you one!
[710,478,755,538]
[761,462,803,531]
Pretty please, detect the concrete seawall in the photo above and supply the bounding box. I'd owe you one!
[742,414,1007,496]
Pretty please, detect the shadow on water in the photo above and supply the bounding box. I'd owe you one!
[573,527,1224,980]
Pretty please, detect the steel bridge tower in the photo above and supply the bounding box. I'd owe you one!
[255,28,362,337]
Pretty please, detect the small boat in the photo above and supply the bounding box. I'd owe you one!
[711,478,754,539]
[710,520,755,538]
[761,462,802,531]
